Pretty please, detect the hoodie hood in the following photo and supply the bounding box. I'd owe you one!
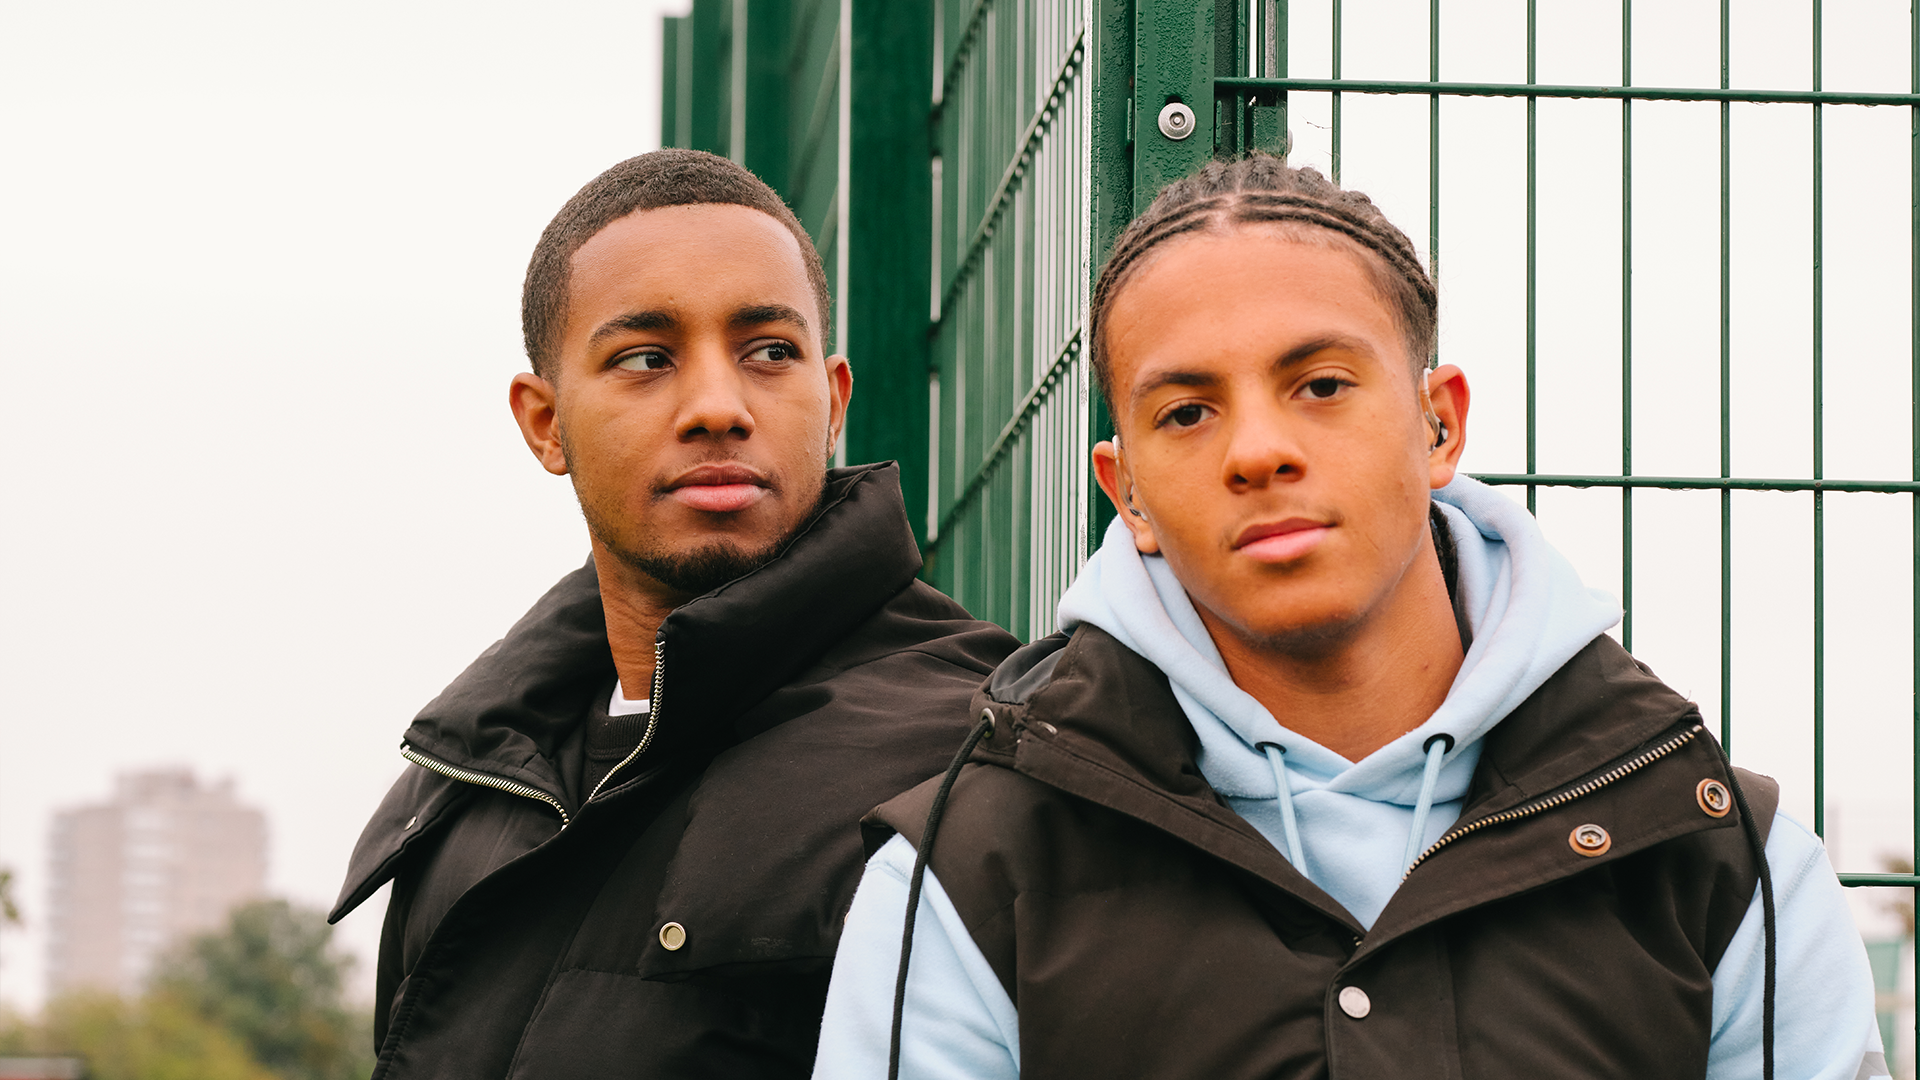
[1057,475,1619,924]
[1059,474,1620,803]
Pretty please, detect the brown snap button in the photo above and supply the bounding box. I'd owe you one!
[1569,823,1612,857]
[1697,779,1732,818]
[659,922,687,951]
[1337,985,1371,1019]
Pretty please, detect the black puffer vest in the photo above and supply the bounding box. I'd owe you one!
[331,464,1018,1079]
[871,625,1777,1080]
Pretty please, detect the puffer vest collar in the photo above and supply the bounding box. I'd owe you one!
[333,462,923,921]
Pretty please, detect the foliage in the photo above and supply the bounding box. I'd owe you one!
[2,898,376,1080]
[0,865,20,926]
[1882,855,1915,938]
[3,990,275,1080]
[150,899,375,1080]
[0,1003,35,1053]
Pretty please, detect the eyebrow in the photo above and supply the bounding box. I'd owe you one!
[586,303,811,347]
[1128,333,1381,408]
[589,309,676,345]
[730,303,809,332]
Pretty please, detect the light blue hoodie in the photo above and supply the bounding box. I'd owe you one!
[814,476,1886,1080]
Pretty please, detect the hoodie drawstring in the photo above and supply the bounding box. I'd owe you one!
[890,708,998,1080]
[1256,742,1307,879]
[1261,734,1456,881]
[1403,734,1456,871]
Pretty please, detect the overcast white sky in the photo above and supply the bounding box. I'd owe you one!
[3,0,1918,1018]
[0,0,690,1007]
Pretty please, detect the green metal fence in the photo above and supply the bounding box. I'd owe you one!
[1223,2,1920,1061]
[924,0,1097,640]
[668,0,1920,1061]
[663,0,935,534]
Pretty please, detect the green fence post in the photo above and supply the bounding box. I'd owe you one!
[743,0,795,194]
[844,0,933,546]
[1812,0,1827,839]
[1087,0,1136,555]
[1132,0,1216,207]
[1620,0,1634,652]
[1719,0,1734,753]
[687,0,729,157]
[662,16,685,149]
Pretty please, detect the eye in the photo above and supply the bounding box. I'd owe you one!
[1159,403,1209,429]
[1300,375,1352,400]
[613,349,671,372]
[747,343,797,364]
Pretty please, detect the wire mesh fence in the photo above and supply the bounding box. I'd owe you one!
[925,0,1094,639]
[665,0,1920,1064]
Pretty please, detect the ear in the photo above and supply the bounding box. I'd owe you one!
[1425,364,1470,490]
[825,353,854,444]
[509,372,570,477]
[1092,439,1161,555]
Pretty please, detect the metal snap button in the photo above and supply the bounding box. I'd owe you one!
[1569,823,1612,857]
[1696,779,1732,818]
[1337,985,1371,1019]
[659,922,687,951]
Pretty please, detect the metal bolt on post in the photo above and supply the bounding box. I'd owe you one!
[1158,101,1195,140]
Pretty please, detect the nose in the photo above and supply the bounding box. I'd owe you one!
[674,346,755,443]
[1221,403,1304,491]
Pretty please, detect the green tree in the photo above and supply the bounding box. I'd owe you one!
[38,991,278,1080]
[152,899,375,1080]
[0,991,274,1080]
[1881,855,1915,937]
[0,866,21,927]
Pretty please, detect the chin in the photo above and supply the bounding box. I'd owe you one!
[626,535,784,596]
[1230,598,1373,656]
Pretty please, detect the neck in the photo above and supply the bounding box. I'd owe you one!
[591,542,692,703]
[1199,541,1465,764]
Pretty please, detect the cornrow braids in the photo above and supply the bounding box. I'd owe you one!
[1088,153,1436,414]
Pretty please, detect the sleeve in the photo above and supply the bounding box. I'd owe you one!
[812,834,1022,1080]
[1706,810,1889,1080]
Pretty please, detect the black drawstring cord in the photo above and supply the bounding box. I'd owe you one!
[888,708,997,1080]
[1721,761,1777,1080]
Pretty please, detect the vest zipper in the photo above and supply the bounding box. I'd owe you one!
[398,639,667,828]
[400,745,571,828]
[585,637,666,804]
[1402,722,1703,879]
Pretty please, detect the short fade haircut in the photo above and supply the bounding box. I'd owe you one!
[521,148,832,380]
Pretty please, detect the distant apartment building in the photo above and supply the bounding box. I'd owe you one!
[46,769,267,997]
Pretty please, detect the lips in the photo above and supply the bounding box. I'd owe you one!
[663,463,770,514]
[1233,517,1332,563]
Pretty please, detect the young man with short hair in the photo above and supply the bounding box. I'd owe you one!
[330,149,1017,1079]
[814,155,1884,1079]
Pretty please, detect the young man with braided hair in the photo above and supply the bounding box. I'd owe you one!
[328,149,1017,1077]
[812,154,1884,1079]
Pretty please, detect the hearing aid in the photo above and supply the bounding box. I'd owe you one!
[1422,374,1447,449]
[1113,434,1149,520]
